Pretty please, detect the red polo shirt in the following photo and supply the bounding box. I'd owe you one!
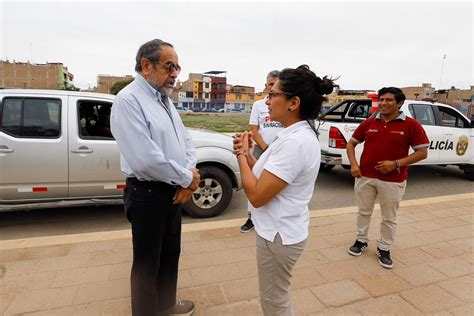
[351,112,429,182]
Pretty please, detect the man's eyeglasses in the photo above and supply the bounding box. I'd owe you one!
[156,62,182,74]
[268,91,292,99]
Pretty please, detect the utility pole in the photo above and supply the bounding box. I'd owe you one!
[438,54,446,89]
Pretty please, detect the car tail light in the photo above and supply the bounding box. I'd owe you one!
[329,127,347,148]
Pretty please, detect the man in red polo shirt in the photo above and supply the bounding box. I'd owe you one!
[346,87,429,268]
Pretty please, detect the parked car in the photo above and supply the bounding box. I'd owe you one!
[202,108,218,113]
[317,99,474,179]
[0,89,242,217]
[176,107,192,113]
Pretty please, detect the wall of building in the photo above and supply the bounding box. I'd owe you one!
[94,75,134,94]
[400,83,473,118]
[326,87,373,105]
[172,72,263,111]
[211,77,227,108]
[434,86,474,118]
[401,83,435,100]
[224,85,255,111]
[0,60,72,89]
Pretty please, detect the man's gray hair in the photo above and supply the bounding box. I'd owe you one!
[135,39,173,72]
[267,70,280,80]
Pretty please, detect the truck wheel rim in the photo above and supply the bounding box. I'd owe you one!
[192,178,223,209]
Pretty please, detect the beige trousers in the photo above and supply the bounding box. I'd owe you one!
[354,176,406,251]
[256,233,306,316]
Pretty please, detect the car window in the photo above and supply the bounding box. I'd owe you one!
[409,104,436,126]
[437,106,468,128]
[0,97,61,138]
[78,101,114,140]
[346,101,372,119]
[322,101,351,121]
[1,98,22,136]
[323,100,374,122]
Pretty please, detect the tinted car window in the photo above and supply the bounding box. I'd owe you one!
[23,99,60,137]
[437,106,468,128]
[1,98,60,138]
[1,98,22,136]
[409,104,436,126]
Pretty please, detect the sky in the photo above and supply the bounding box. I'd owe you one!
[0,0,472,92]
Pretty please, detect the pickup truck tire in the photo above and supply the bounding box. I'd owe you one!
[320,163,335,171]
[183,165,233,218]
[464,165,474,181]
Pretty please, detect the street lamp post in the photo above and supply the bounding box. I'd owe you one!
[438,54,447,89]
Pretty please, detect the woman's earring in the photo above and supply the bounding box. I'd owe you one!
[287,108,291,111]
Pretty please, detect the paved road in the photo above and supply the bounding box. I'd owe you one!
[1,165,472,240]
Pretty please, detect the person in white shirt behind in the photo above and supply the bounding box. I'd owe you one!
[241,70,284,233]
[234,65,335,316]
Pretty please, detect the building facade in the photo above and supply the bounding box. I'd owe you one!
[401,83,435,100]
[172,71,227,110]
[434,86,474,118]
[173,73,209,109]
[225,85,256,112]
[93,75,134,94]
[0,60,74,90]
[402,83,473,118]
[207,71,227,110]
[327,86,374,104]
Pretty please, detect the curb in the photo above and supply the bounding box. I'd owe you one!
[1,193,472,251]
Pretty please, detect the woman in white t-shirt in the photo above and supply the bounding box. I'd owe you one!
[234,65,335,316]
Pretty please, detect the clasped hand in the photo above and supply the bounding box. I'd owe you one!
[173,168,200,205]
[233,131,253,157]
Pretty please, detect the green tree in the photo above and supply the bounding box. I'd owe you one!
[110,79,134,95]
[63,84,80,91]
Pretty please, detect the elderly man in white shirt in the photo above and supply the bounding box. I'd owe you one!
[234,65,335,316]
[111,39,199,316]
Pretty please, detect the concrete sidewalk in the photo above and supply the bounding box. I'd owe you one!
[1,193,472,315]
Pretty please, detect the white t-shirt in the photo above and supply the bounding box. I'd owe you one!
[249,121,321,245]
[249,98,283,145]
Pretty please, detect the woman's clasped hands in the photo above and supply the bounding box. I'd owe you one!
[233,131,257,166]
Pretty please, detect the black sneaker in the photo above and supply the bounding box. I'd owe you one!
[169,299,195,316]
[376,248,394,269]
[240,218,254,233]
[348,240,368,256]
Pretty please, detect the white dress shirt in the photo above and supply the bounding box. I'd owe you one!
[110,74,196,188]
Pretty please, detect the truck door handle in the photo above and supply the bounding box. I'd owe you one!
[71,146,93,154]
[444,132,454,136]
[0,145,14,153]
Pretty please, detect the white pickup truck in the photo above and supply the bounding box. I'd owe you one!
[317,99,474,180]
[0,89,242,217]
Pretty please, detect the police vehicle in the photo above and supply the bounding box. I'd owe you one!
[317,98,473,179]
